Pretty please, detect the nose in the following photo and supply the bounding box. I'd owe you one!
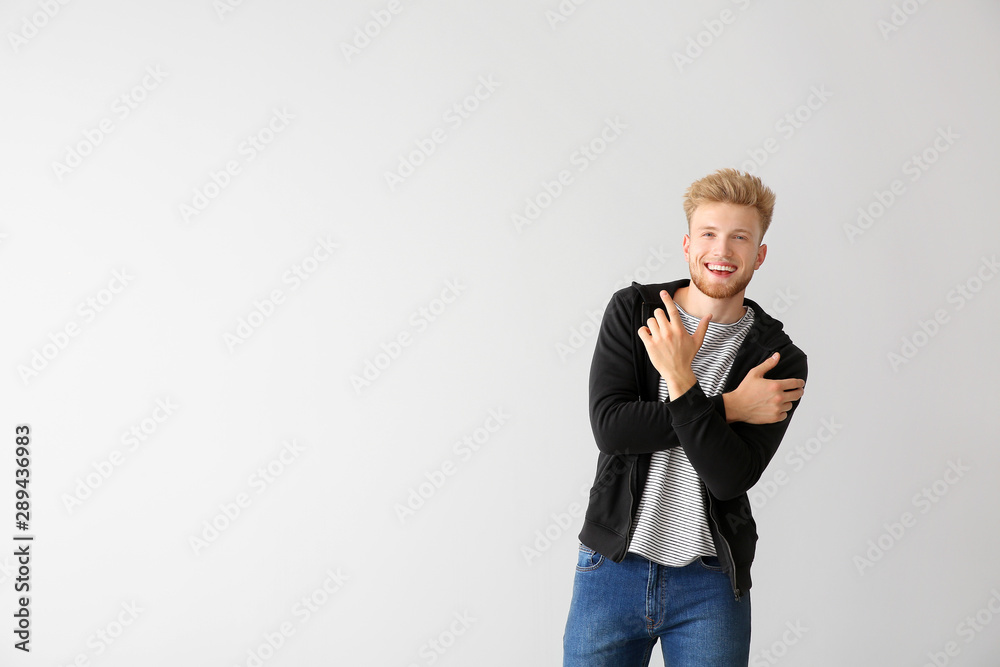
[711,236,732,258]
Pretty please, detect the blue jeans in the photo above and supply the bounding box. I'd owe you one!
[563,543,751,666]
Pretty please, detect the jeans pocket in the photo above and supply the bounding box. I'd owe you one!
[697,555,725,572]
[576,543,605,572]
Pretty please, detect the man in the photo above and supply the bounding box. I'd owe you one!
[563,168,808,666]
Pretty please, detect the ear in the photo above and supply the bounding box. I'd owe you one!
[682,234,691,262]
[754,243,767,270]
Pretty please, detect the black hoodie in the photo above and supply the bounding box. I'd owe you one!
[579,278,808,600]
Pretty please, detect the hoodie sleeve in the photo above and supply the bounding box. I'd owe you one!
[588,288,727,455]
[666,343,809,500]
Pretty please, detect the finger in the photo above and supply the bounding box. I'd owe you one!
[652,307,670,333]
[751,352,780,377]
[659,290,680,323]
[783,388,805,402]
[774,377,805,391]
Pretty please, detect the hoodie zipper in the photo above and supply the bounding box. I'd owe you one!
[622,459,635,559]
[704,487,741,601]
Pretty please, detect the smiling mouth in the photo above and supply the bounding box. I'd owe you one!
[705,263,737,276]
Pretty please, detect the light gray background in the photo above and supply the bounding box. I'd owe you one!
[2,0,999,665]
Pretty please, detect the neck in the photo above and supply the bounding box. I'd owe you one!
[674,283,747,324]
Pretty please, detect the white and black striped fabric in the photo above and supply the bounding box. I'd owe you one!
[627,302,755,567]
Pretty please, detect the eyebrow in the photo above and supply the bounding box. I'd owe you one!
[694,225,755,236]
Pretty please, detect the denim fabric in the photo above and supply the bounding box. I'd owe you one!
[563,543,751,666]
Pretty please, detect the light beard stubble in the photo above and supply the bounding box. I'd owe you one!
[689,264,753,300]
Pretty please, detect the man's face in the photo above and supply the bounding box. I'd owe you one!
[683,202,767,300]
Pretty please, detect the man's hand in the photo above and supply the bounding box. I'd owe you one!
[723,352,805,424]
[637,290,711,401]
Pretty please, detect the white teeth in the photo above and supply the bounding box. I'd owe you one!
[707,264,736,272]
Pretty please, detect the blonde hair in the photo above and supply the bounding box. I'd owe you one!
[683,168,776,241]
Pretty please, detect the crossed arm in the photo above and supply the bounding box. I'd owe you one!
[589,289,807,500]
[637,290,804,424]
